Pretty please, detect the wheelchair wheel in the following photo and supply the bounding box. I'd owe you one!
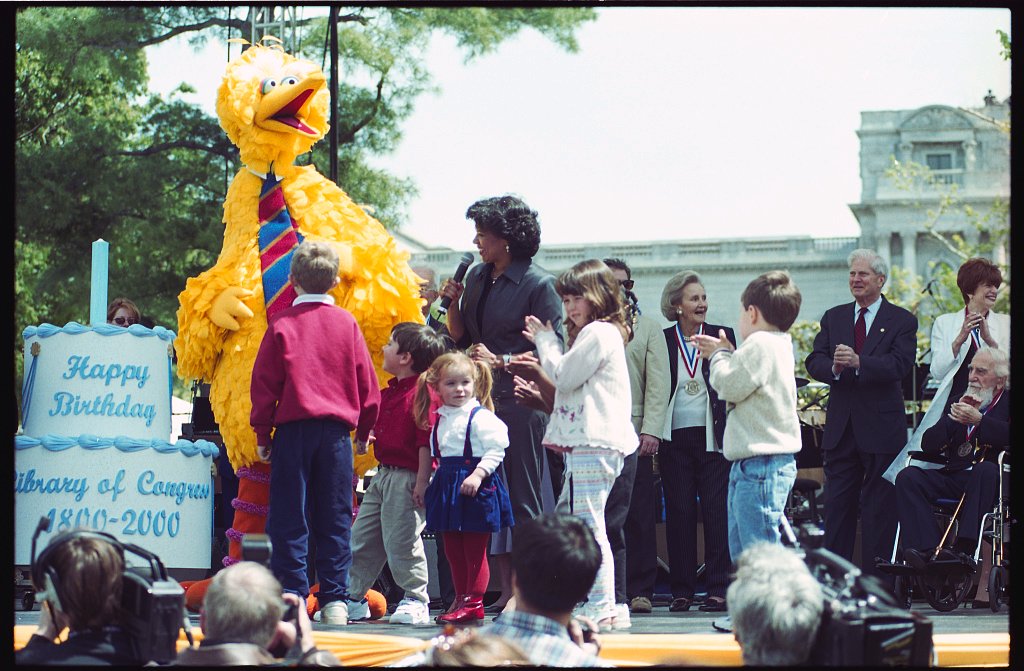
[917,569,973,612]
[894,574,913,609]
[988,565,1008,612]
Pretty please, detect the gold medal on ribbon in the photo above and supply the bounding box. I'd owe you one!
[957,441,973,458]
[684,379,701,396]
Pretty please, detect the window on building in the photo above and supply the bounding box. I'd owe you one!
[925,153,953,170]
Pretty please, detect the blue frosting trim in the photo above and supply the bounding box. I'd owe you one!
[22,322,177,342]
[14,433,219,458]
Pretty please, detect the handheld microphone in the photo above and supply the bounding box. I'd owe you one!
[438,252,474,314]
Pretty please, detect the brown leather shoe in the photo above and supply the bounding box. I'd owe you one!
[629,596,653,613]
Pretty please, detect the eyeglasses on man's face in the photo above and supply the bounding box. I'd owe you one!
[113,316,137,326]
[619,279,634,291]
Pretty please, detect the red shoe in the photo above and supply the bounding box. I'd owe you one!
[435,594,466,623]
[439,596,484,623]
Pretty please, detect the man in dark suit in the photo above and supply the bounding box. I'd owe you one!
[805,249,918,584]
[896,347,1009,567]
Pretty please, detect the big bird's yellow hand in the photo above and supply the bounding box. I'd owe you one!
[211,286,255,331]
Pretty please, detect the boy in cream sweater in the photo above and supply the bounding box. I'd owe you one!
[692,271,803,559]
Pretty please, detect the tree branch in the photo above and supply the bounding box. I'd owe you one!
[336,74,387,145]
[106,141,237,160]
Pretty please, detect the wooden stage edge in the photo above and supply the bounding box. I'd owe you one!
[12,627,1010,667]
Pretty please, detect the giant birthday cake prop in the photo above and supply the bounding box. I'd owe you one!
[173,39,423,593]
[15,322,219,568]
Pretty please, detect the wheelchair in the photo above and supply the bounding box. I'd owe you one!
[877,448,1010,612]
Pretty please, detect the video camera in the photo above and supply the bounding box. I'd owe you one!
[30,516,192,664]
[240,533,298,624]
[780,518,935,666]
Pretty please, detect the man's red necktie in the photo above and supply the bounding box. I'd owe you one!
[854,307,867,353]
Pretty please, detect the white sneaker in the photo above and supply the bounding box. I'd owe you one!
[389,598,430,625]
[346,598,370,621]
[612,603,632,629]
[320,600,349,625]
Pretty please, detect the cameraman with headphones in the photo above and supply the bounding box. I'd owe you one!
[17,531,147,665]
[174,561,341,666]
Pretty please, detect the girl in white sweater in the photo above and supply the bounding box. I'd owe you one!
[523,259,638,630]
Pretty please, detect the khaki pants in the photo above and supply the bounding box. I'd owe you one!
[347,465,429,603]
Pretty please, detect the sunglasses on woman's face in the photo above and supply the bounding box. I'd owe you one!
[113,316,137,326]
[619,279,635,291]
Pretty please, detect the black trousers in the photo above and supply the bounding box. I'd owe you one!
[604,450,638,604]
[895,462,1000,552]
[624,454,658,600]
[493,398,550,530]
[822,422,898,583]
[658,427,731,599]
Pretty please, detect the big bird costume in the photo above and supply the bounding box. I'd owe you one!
[175,41,423,613]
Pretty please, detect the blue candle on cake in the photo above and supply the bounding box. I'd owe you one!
[90,238,109,326]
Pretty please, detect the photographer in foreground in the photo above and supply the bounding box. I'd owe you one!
[17,532,146,665]
[726,542,824,666]
[175,561,341,666]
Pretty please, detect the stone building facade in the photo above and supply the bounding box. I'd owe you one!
[402,94,1009,336]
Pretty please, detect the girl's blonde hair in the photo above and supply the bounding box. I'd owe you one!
[413,351,495,429]
[554,259,631,347]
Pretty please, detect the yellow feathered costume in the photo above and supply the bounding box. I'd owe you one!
[175,42,423,603]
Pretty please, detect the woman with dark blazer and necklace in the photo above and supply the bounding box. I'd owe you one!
[440,195,564,613]
[657,270,734,614]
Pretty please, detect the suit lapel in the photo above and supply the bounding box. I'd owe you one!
[861,297,893,356]
[664,327,678,397]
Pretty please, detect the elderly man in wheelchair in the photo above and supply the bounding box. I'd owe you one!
[889,347,1009,610]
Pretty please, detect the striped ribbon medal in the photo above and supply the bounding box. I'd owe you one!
[675,323,703,395]
[258,171,304,318]
[966,308,983,350]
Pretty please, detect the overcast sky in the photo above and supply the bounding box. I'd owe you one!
[147,6,1011,250]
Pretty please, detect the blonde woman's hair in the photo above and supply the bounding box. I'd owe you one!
[414,351,494,429]
[554,259,630,347]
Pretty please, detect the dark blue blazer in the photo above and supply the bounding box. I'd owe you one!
[921,389,1009,472]
[805,296,918,454]
[664,322,735,451]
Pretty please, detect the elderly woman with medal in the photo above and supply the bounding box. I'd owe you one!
[656,270,736,614]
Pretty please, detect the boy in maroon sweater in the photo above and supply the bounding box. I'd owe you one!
[250,240,381,625]
[344,322,449,625]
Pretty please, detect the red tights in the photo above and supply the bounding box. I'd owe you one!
[442,531,490,596]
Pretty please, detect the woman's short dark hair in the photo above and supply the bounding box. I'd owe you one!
[956,257,1003,304]
[466,195,542,260]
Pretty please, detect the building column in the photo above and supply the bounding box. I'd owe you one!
[900,231,917,277]
[876,233,892,270]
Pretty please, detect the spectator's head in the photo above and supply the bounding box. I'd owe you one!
[387,321,450,375]
[510,513,601,616]
[411,265,440,316]
[739,270,802,334]
[847,248,887,305]
[964,347,1010,407]
[289,240,340,295]
[425,630,531,666]
[107,297,141,327]
[201,561,285,648]
[467,195,542,262]
[555,259,630,346]
[956,257,1002,308]
[726,543,823,666]
[33,530,126,632]
[660,270,704,323]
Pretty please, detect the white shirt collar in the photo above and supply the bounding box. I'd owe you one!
[293,293,335,306]
[437,398,481,417]
[855,295,883,317]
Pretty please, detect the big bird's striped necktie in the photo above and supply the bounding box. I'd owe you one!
[257,171,304,317]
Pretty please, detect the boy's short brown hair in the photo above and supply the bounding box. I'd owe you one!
[289,241,340,295]
[741,270,802,331]
[391,322,451,373]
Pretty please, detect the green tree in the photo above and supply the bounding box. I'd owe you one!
[15,5,597,407]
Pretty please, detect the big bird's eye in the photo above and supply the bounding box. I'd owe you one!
[282,76,299,86]
[261,78,278,94]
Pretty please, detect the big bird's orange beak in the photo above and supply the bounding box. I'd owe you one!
[255,68,327,137]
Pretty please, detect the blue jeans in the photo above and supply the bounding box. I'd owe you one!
[727,454,797,559]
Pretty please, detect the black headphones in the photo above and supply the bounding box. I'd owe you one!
[30,517,126,613]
